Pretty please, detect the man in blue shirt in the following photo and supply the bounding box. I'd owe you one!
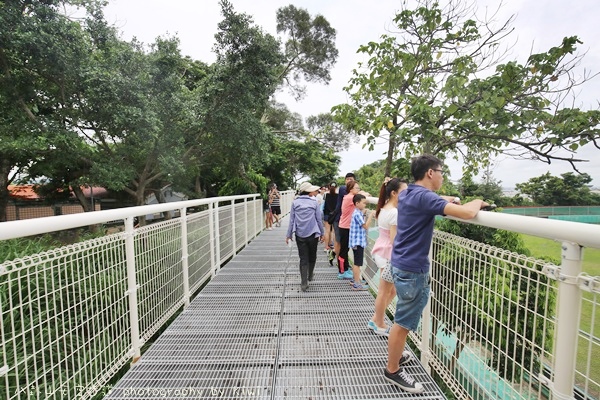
[384,154,488,393]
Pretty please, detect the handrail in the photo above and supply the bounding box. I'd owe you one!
[366,196,600,249]
[0,194,259,241]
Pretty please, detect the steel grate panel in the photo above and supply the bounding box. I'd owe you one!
[105,214,447,400]
[186,297,282,312]
[169,313,280,334]
[278,333,390,362]
[280,310,376,334]
[199,284,283,296]
[140,332,278,362]
[106,362,272,399]
[273,360,445,399]
[209,274,286,284]
[284,296,379,313]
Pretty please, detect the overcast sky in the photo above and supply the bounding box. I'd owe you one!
[102,0,600,188]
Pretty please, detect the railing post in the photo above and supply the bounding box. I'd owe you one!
[244,198,249,245]
[209,203,216,278]
[420,242,433,374]
[551,241,583,400]
[254,197,258,237]
[124,216,141,363]
[231,200,236,254]
[180,208,190,307]
[214,202,221,271]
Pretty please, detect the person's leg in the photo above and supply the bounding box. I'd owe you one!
[307,236,318,281]
[351,246,364,284]
[323,221,331,250]
[333,220,341,260]
[386,323,409,371]
[338,228,350,273]
[372,261,396,328]
[384,270,428,393]
[372,279,395,328]
[295,236,310,291]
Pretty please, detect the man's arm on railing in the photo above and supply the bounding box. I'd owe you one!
[444,199,488,220]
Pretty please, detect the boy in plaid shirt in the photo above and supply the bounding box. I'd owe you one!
[349,194,374,290]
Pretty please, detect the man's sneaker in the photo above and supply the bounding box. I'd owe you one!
[384,367,424,393]
[349,279,367,285]
[352,283,369,291]
[398,351,413,366]
[342,270,353,279]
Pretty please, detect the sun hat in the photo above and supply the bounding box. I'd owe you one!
[298,181,320,193]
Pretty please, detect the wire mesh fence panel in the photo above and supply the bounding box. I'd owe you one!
[576,285,600,399]
[218,204,234,263]
[186,211,212,293]
[135,219,185,342]
[234,202,247,253]
[0,234,130,400]
[425,230,558,400]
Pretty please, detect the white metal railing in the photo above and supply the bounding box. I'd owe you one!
[0,191,294,400]
[3,191,598,400]
[362,198,600,400]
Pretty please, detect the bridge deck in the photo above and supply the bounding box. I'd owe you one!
[105,219,445,399]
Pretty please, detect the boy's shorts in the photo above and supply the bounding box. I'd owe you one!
[351,246,364,266]
[392,268,430,331]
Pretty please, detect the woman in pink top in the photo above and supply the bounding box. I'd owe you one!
[368,178,408,336]
[337,180,360,279]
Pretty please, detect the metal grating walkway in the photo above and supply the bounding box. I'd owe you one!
[105,218,446,399]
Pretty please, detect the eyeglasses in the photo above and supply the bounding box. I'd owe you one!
[432,169,444,175]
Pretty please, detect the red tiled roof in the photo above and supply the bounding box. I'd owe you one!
[8,185,40,200]
[8,185,108,200]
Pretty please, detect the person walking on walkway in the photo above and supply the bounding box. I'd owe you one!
[270,184,282,227]
[286,182,324,292]
[337,180,360,279]
[384,154,488,393]
[368,178,407,335]
[322,182,338,258]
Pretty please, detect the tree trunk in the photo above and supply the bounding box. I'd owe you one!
[384,136,396,177]
[155,188,172,221]
[194,176,204,197]
[0,159,10,222]
[72,185,92,212]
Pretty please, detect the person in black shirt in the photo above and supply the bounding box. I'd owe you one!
[322,182,338,256]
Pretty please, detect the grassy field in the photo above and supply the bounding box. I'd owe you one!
[521,234,599,398]
[520,234,600,276]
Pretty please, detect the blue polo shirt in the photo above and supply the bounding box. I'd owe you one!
[390,184,448,274]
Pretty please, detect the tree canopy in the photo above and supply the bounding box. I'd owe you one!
[332,0,600,177]
[516,172,600,206]
[0,0,341,220]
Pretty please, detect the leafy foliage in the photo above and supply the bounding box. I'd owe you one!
[516,172,600,206]
[0,0,342,216]
[332,0,600,176]
[276,4,339,99]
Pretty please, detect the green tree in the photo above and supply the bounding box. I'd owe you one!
[0,0,104,220]
[332,0,600,177]
[275,4,339,99]
[515,172,600,206]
